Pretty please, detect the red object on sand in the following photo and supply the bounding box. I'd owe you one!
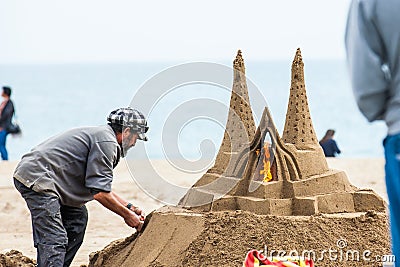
[243,250,314,267]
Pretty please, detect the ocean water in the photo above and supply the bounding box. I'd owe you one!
[0,60,387,162]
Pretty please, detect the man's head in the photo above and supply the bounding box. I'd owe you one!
[107,107,149,157]
[2,86,11,98]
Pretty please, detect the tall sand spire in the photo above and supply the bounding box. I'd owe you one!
[282,48,319,149]
[211,50,256,174]
[233,49,245,78]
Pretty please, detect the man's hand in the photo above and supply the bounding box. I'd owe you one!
[132,206,145,219]
[93,191,144,231]
[124,211,144,230]
[125,202,145,221]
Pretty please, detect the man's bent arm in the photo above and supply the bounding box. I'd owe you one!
[93,191,141,228]
[110,191,144,216]
[110,191,131,207]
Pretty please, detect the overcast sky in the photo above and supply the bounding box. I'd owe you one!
[0,0,352,64]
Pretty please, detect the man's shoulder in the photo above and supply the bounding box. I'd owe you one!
[83,125,118,144]
[51,126,117,148]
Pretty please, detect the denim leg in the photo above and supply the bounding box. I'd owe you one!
[61,205,88,267]
[384,134,400,266]
[14,178,67,267]
[0,130,8,160]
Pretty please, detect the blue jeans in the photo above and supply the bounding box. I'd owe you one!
[0,129,8,160]
[14,178,88,267]
[384,133,400,266]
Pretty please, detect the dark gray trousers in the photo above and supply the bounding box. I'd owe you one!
[14,178,88,267]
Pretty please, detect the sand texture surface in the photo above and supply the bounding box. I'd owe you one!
[88,207,389,267]
[0,158,389,266]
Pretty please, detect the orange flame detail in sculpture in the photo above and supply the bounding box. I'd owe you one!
[260,142,273,182]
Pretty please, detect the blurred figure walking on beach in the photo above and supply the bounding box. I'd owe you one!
[346,0,400,264]
[319,129,341,157]
[13,107,148,266]
[0,86,15,161]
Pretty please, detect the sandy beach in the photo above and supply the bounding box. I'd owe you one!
[0,157,388,266]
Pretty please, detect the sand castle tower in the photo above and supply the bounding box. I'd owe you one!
[178,50,257,207]
[280,48,328,179]
[210,50,256,175]
[283,48,318,148]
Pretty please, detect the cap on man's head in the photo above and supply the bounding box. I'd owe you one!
[107,107,149,141]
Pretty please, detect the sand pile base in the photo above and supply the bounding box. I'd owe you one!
[0,250,36,267]
[88,206,390,267]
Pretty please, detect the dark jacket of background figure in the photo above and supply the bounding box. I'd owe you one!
[320,139,341,157]
[0,100,15,131]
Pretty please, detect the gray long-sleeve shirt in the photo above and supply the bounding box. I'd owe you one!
[14,125,121,207]
[345,0,400,135]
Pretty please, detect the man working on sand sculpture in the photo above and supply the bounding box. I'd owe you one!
[13,107,148,267]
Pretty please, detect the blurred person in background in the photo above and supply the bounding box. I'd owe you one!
[345,0,400,264]
[319,129,341,157]
[0,86,15,160]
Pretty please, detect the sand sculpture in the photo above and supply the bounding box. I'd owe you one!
[88,49,389,267]
[179,48,386,216]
